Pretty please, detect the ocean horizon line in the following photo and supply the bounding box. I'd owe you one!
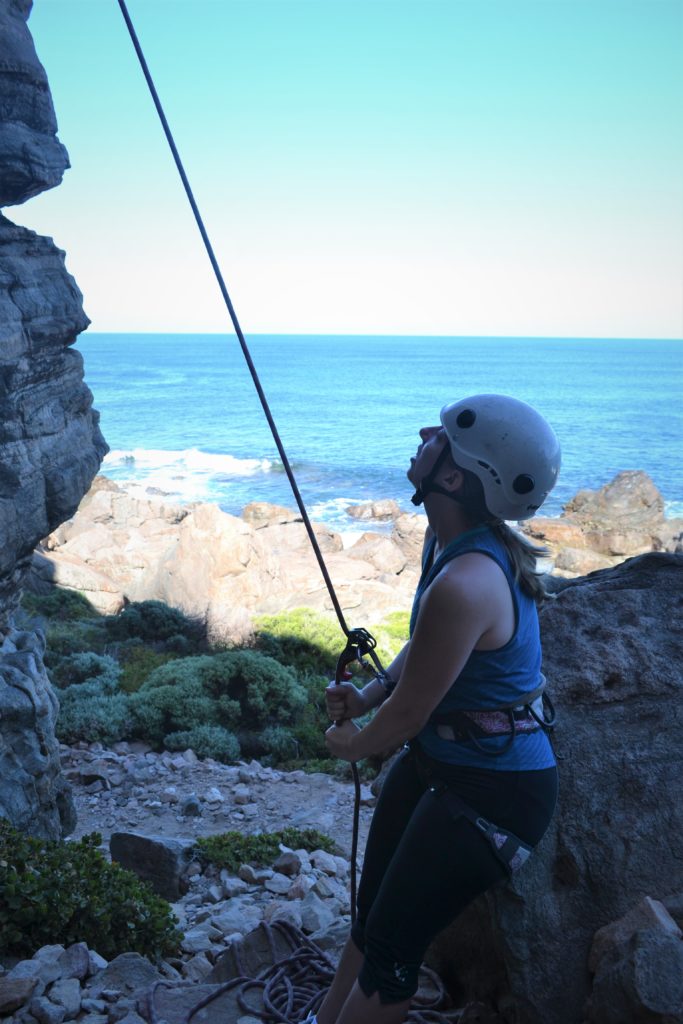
[79,332,683,343]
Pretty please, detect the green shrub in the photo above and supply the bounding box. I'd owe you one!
[130,650,306,762]
[117,643,175,693]
[56,691,131,746]
[253,608,343,676]
[106,600,202,644]
[0,822,180,960]
[165,724,240,761]
[194,827,336,873]
[50,651,121,691]
[42,619,108,661]
[21,588,99,622]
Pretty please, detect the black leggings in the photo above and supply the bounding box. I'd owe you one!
[350,745,558,1004]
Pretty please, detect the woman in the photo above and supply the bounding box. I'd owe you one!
[307,394,561,1024]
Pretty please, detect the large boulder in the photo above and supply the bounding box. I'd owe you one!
[429,552,683,1024]
[524,471,683,573]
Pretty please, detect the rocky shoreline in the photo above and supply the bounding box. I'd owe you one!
[28,470,682,645]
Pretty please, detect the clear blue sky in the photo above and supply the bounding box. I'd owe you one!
[19,0,683,337]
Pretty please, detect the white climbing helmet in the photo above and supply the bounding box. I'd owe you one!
[440,394,561,521]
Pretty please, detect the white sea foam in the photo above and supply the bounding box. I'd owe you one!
[102,448,274,506]
[105,448,273,476]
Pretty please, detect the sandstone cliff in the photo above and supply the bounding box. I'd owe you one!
[0,0,106,837]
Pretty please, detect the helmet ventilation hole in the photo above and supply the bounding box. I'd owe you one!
[513,474,535,495]
[456,409,476,428]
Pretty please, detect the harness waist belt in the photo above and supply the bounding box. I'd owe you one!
[435,696,544,741]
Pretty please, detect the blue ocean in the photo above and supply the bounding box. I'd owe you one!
[78,334,682,533]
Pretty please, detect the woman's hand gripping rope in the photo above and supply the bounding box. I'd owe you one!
[324,674,363,762]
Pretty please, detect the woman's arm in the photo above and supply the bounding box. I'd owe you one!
[325,556,495,761]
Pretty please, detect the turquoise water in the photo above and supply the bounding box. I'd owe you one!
[78,334,682,529]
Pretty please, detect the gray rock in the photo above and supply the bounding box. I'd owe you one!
[207,922,302,984]
[57,944,90,982]
[85,954,162,1000]
[110,832,194,900]
[0,629,76,838]
[586,928,683,1023]
[310,850,337,876]
[218,872,248,897]
[86,951,108,976]
[0,0,69,205]
[264,872,292,895]
[180,953,213,982]
[180,795,202,817]
[211,899,262,937]
[28,997,65,1024]
[300,892,335,934]
[238,863,272,884]
[265,902,303,930]
[79,998,107,1013]
[589,896,682,973]
[180,925,221,955]
[272,851,302,877]
[45,978,80,1019]
[0,977,38,1014]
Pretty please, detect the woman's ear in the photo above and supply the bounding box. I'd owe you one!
[439,465,464,494]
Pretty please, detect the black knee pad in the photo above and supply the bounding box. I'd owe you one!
[357,932,420,1004]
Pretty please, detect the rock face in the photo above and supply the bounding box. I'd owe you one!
[0,627,75,837]
[524,471,683,576]
[0,0,106,835]
[0,0,70,206]
[430,552,683,1024]
[32,478,422,640]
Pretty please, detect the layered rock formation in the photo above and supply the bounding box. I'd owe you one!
[430,552,683,1024]
[0,0,106,836]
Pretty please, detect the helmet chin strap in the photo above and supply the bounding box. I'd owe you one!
[411,445,461,506]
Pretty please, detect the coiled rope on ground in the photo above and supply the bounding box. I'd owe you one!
[145,922,465,1024]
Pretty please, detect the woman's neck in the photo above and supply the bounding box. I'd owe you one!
[425,495,479,557]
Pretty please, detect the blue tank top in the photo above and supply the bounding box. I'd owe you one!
[411,526,556,771]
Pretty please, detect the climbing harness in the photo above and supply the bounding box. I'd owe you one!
[116,0,385,928]
[145,921,465,1024]
[430,675,557,757]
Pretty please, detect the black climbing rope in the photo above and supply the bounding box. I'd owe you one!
[116,0,387,932]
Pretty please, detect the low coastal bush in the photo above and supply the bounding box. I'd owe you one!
[20,588,98,622]
[116,642,176,693]
[165,723,240,761]
[56,691,131,746]
[29,590,408,774]
[0,821,180,960]
[50,651,121,690]
[130,649,307,762]
[253,608,342,676]
[194,827,336,873]
[105,600,203,646]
